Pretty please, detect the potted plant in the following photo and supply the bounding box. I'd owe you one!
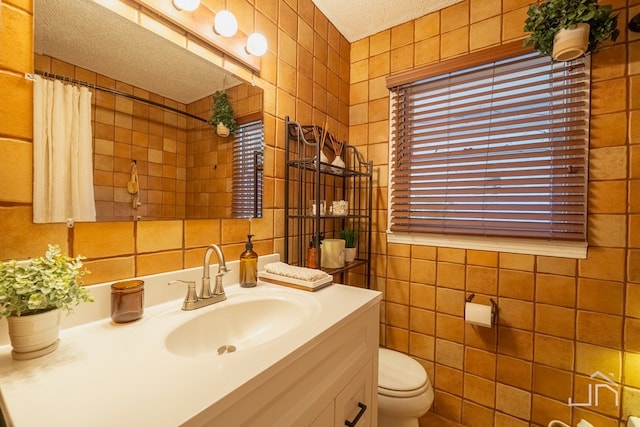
[523,0,619,61]
[208,90,238,137]
[0,244,93,360]
[340,226,358,263]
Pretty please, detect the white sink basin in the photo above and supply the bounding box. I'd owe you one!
[164,294,312,357]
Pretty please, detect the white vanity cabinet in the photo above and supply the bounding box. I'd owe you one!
[0,277,381,427]
[198,300,379,427]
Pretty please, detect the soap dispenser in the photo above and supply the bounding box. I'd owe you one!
[239,234,258,288]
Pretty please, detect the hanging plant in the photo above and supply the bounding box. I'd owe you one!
[523,0,619,61]
[208,90,238,137]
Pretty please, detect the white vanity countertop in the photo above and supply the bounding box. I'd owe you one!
[0,259,381,427]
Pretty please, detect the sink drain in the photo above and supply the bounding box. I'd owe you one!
[217,345,237,355]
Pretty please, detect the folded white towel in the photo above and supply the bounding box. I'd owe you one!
[264,262,329,282]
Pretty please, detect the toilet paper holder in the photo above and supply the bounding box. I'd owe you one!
[465,294,498,327]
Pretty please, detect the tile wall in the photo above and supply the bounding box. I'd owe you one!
[349,0,640,426]
[3,0,639,426]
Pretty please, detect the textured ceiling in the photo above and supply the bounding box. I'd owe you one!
[311,0,465,42]
[34,0,241,105]
[34,0,462,104]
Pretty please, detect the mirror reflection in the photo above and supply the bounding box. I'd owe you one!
[33,0,264,222]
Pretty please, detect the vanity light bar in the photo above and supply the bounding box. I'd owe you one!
[170,1,268,57]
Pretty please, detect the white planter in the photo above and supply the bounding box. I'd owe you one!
[344,247,357,263]
[216,122,230,137]
[7,309,61,360]
[553,23,590,61]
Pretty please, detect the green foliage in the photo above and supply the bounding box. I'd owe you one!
[340,226,359,248]
[0,245,93,317]
[523,0,619,57]
[208,90,238,136]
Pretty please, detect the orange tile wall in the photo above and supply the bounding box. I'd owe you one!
[349,0,640,426]
[3,0,640,426]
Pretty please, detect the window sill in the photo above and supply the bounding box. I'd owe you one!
[386,231,587,259]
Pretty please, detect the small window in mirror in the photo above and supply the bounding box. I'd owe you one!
[232,120,264,218]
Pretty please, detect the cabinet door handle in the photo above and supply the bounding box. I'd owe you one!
[344,402,367,427]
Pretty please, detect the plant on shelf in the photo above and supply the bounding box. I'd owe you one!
[523,0,619,61]
[0,244,93,359]
[208,90,238,137]
[340,226,358,248]
[340,226,359,263]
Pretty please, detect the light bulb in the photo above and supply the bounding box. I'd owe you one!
[246,32,268,56]
[171,0,200,11]
[214,10,238,37]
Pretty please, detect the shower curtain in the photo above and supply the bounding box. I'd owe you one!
[33,75,96,223]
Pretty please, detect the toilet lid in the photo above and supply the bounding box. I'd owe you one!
[378,348,428,392]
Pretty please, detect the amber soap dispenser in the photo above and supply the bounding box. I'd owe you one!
[239,234,258,287]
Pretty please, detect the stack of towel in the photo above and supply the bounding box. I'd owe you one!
[259,262,332,291]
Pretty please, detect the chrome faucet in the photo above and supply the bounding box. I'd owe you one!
[169,244,229,311]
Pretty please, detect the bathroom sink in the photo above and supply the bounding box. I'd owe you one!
[165,296,309,357]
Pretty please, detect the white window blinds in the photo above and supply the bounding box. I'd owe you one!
[389,51,589,241]
[232,119,264,218]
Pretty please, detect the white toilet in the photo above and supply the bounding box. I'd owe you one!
[378,348,434,427]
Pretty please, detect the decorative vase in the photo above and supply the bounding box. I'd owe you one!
[216,122,230,137]
[552,23,590,61]
[7,308,61,360]
[344,247,357,263]
[331,155,345,174]
[321,239,345,269]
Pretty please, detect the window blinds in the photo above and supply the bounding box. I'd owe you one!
[232,119,264,218]
[389,52,589,241]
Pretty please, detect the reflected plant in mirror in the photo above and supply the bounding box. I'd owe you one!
[33,0,264,222]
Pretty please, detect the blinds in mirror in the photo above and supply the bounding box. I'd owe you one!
[232,119,264,218]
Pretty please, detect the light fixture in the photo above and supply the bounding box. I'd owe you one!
[214,10,238,37]
[171,0,200,11]
[246,32,268,57]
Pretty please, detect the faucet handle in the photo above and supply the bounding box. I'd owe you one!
[169,280,198,303]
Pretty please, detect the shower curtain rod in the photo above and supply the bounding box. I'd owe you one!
[26,70,208,123]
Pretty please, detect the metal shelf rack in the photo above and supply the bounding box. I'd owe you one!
[284,116,373,288]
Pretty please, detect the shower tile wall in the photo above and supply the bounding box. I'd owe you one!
[32,54,262,221]
[34,53,188,222]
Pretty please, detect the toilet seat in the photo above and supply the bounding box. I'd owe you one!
[378,348,429,398]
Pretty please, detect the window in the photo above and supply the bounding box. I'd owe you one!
[232,118,264,218]
[387,43,589,246]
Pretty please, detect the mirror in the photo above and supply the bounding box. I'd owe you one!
[33,0,264,221]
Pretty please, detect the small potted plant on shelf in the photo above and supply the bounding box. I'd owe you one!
[340,226,358,263]
[208,90,238,137]
[0,244,93,360]
[523,0,619,61]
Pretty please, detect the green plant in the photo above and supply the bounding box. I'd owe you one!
[523,0,619,57]
[0,244,93,317]
[339,226,359,248]
[208,90,238,135]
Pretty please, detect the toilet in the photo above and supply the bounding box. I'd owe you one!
[378,348,434,427]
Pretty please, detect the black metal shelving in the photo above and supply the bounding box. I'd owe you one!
[284,116,373,289]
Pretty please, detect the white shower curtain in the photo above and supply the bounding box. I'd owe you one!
[33,75,96,223]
